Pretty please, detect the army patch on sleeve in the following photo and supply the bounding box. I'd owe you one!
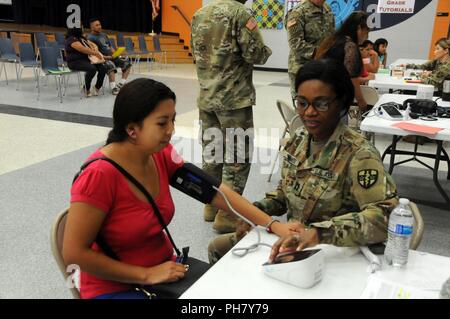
[357,169,378,189]
[246,18,257,30]
[287,20,297,28]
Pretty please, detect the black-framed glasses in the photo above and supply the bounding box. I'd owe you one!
[294,96,339,112]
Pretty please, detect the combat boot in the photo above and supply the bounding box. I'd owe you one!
[213,210,238,233]
[203,204,218,222]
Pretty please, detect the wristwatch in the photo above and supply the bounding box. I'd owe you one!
[265,219,280,233]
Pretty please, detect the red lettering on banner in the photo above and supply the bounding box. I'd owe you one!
[387,1,406,4]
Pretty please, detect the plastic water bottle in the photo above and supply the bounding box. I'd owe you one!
[384,198,414,267]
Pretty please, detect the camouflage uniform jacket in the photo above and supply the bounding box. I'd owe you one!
[191,0,272,111]
[285,0,334,76]
[254,122,398,246]
[406,58,450,91]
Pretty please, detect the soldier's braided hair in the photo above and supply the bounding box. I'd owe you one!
[106,78,176,145]
[294,59,354,115]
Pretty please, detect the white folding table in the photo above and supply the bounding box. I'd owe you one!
[180,230,450,299]
[391,58,428,67]
[360,94,450,205]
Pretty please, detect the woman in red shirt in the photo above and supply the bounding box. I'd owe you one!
[64,78,294,299]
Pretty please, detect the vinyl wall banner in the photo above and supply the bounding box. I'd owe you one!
[377,0,416,14]
[327,0,434,30]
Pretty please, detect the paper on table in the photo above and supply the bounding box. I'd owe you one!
[379,252,450,291]
[392,122,444,135]
[361,274,438,299]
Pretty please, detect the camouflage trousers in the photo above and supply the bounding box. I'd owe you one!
[199,106,254,195]
[289,72,297,100]
[208,232,239,265]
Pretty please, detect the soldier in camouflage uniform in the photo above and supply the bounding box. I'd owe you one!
[209,59,398,264]
[191,0,272,233]
[405,38,450,91]
[286,0,335,99]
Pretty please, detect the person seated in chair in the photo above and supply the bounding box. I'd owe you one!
[64,79,296,299]
[87,19,132,95]
[208,59,399,265]
[403,38,450,92]
[360,40,379,74]
[65,27,107,97]
[374,38,388,69]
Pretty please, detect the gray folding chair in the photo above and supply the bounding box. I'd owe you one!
[50,208,81,299]
[267,100,299,182]
[409,201,424,250]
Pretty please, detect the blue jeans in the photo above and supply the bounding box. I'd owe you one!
[94,289,150,299]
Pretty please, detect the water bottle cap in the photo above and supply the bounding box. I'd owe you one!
[399,198,410,205]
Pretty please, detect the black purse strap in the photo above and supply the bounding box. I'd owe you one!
[73,157,182,257]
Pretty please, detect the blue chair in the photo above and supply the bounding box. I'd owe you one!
[47,41,65,66]
[151,35,167,68]
[124,38,141,72]
[109,37,117,50]
[35,32,47,48]
[116,33,125,47]
[54,32,66,49]
[138,35,152,71]
[0,38,19,85]
[38,47,76,103]
[17,42,40,90]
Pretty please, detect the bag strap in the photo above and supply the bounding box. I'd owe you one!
[73,157,182,257]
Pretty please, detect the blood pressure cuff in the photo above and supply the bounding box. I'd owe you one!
[402,99,437,115]
[169,163,220,204]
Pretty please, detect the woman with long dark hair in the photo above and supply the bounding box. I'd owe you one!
[374,38,389,68]
[64,79,295,299]
[65,27,107,97]
[315,11,370,110]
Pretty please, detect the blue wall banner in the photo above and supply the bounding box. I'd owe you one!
[327,0,360,28]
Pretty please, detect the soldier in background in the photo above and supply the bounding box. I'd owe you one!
[191,0,272,233]
[208,59,398,265]
[286,0,334,101]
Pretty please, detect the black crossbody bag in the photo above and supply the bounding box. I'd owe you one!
[73,157,210,299]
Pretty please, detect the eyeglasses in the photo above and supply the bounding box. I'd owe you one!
[294,96,338,112]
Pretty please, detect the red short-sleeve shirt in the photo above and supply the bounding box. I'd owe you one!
[70,144,184,299]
